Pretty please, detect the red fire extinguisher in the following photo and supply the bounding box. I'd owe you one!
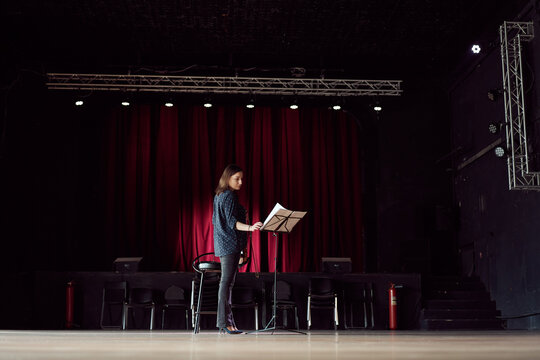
[66,281,75,329]
[388,283,397,330]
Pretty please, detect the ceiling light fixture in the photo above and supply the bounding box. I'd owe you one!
[471,44,481,54]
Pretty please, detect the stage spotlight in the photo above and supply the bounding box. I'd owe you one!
[121,101,130,106]
[246,103,255,109]
[164,94,175,107]
[372,99,382,112]
[494,146,506,157]
[75,100,84,106]
[488,122,505,135]
[488,122,506,135]
[203,95,213,108]
[289,96,299,110]
[487,89,502,102]
[471,44,481,54]
[332,105,342,111]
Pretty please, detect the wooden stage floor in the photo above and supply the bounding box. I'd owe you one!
[1,330,539,359]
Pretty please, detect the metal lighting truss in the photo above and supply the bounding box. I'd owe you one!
[500,21,538,190]
[46,73,403,97]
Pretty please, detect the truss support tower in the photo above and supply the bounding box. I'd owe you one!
[500,21,538,190]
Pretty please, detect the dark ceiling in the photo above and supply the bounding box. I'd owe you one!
[2,0,530,81]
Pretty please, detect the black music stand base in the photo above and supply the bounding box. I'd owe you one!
[248,232,306,335]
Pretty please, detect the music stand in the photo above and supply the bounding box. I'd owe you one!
[252,206,307,334]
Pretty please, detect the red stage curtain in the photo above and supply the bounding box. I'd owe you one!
[102,105,363,272]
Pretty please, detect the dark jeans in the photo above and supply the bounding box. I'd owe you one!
[216,252,240,329]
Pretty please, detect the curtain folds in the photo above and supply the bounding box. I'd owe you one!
[102,105,363,272]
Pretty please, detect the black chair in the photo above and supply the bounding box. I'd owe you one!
[232,287,260,330]
[123,287,155,330]
[191,252,221,334]
[273,280,300,330]
[307,277,339,330]
[343,282,375,329]
[161,285,190,330]
[100,281,127,329]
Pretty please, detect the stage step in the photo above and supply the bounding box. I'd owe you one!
[422,318,504,330]
[421,276,504,330]
[426,290,490,300]
[422,309,501,320]
[424,299,497,310]
[423,277,487,291]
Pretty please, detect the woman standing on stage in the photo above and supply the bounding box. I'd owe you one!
[212,164,263,334]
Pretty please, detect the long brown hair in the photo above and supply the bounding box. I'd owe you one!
[215,164,243,195]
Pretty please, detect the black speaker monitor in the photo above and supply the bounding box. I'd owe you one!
[321,257,352,274]
[113,257,143,273]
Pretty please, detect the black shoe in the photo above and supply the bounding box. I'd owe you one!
[219,327,243,335]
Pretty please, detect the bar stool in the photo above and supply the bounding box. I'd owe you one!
[192,252,221,334]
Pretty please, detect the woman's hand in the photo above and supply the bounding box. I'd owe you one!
[237,221,263,232]
[249,222,263,231]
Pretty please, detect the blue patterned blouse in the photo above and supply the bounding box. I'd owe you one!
[212,189,247,257]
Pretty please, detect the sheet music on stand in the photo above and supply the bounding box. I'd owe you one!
[261,203,307,233]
